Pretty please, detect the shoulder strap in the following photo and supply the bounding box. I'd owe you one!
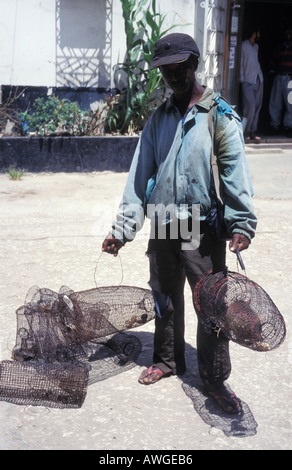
[208,106,223,204]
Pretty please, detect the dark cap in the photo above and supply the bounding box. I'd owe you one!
[150,33,200,70]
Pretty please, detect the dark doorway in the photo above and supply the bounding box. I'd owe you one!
[241,0,292,134]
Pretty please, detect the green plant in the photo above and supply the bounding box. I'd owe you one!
[19,95,91,136]
[107,0,182,134]
[7,166,24,180]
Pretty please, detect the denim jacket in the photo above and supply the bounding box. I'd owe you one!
[111,87,257,243]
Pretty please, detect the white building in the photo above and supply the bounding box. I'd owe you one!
[1,0,291,128]
[0,1,232,93]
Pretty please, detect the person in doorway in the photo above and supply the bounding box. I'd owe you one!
[240,27,264,143]
[102,33,257,414]
[269,27,292,136]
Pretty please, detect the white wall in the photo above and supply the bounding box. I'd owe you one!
[0,0,196,88]
[158,0,196,38]
[0,0,56,86]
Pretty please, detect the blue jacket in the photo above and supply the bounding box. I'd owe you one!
[111,87,257,243]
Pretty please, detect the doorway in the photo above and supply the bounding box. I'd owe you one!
[240,0,292,134]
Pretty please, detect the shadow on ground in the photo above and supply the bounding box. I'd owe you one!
[87,331,258,438]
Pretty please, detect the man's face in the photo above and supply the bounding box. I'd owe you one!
[159,58,196,94]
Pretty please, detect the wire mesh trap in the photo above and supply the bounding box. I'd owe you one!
[194,270,286,351]
[0,360,89,409]
[0,285,155,409]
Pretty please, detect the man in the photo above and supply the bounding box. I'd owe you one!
[269,27,292,135]
[102,33,257,414]
[240,28,264,143]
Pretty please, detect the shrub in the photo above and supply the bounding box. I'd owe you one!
[19,95,91,136]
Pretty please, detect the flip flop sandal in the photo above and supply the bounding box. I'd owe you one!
[138,365,164,385]
[251,133,261,143]
[207,387,242,414]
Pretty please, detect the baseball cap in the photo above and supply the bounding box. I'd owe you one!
[150,33,200,70]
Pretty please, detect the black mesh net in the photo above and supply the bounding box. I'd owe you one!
[0,285,155,409]
[194,270,286,351]
[12,285,154,363]
[0,360,89,409]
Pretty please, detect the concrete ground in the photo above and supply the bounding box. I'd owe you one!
[0,142,291,450]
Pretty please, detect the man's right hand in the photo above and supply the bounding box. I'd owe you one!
[102,234,123,257]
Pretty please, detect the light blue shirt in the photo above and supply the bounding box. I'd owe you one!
[112,87,257,243]
[240,40,263,84]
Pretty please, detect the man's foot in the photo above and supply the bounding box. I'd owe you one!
[206,385,242,414]
[138,365,167,385]
[250,132,261,143]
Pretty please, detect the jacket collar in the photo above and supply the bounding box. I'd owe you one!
[165,86,221,113]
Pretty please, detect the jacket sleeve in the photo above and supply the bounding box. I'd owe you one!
[215,111,258,241]
[111,120,157,243]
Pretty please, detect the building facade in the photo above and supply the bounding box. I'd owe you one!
[1,0,292,126]
[0,1,232,96]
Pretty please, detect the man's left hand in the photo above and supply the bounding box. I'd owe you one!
[229,233,250,252]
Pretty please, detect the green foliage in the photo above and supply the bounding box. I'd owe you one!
[19,95,91,136]
[107,0,182,134]
[7,166,24,180]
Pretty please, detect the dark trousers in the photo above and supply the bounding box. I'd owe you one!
[147,230,231,391]
[241,77,263,135]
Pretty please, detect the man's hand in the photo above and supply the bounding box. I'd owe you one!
[102,233,123,257]
[229,233,250,253]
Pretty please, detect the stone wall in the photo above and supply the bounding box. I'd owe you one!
[0,136,139,172]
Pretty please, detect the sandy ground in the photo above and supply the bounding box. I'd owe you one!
[0,142,291,450]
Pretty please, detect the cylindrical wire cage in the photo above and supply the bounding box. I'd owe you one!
[194,270,286,351]
[12,285,155,363]
[0,285,156,409]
